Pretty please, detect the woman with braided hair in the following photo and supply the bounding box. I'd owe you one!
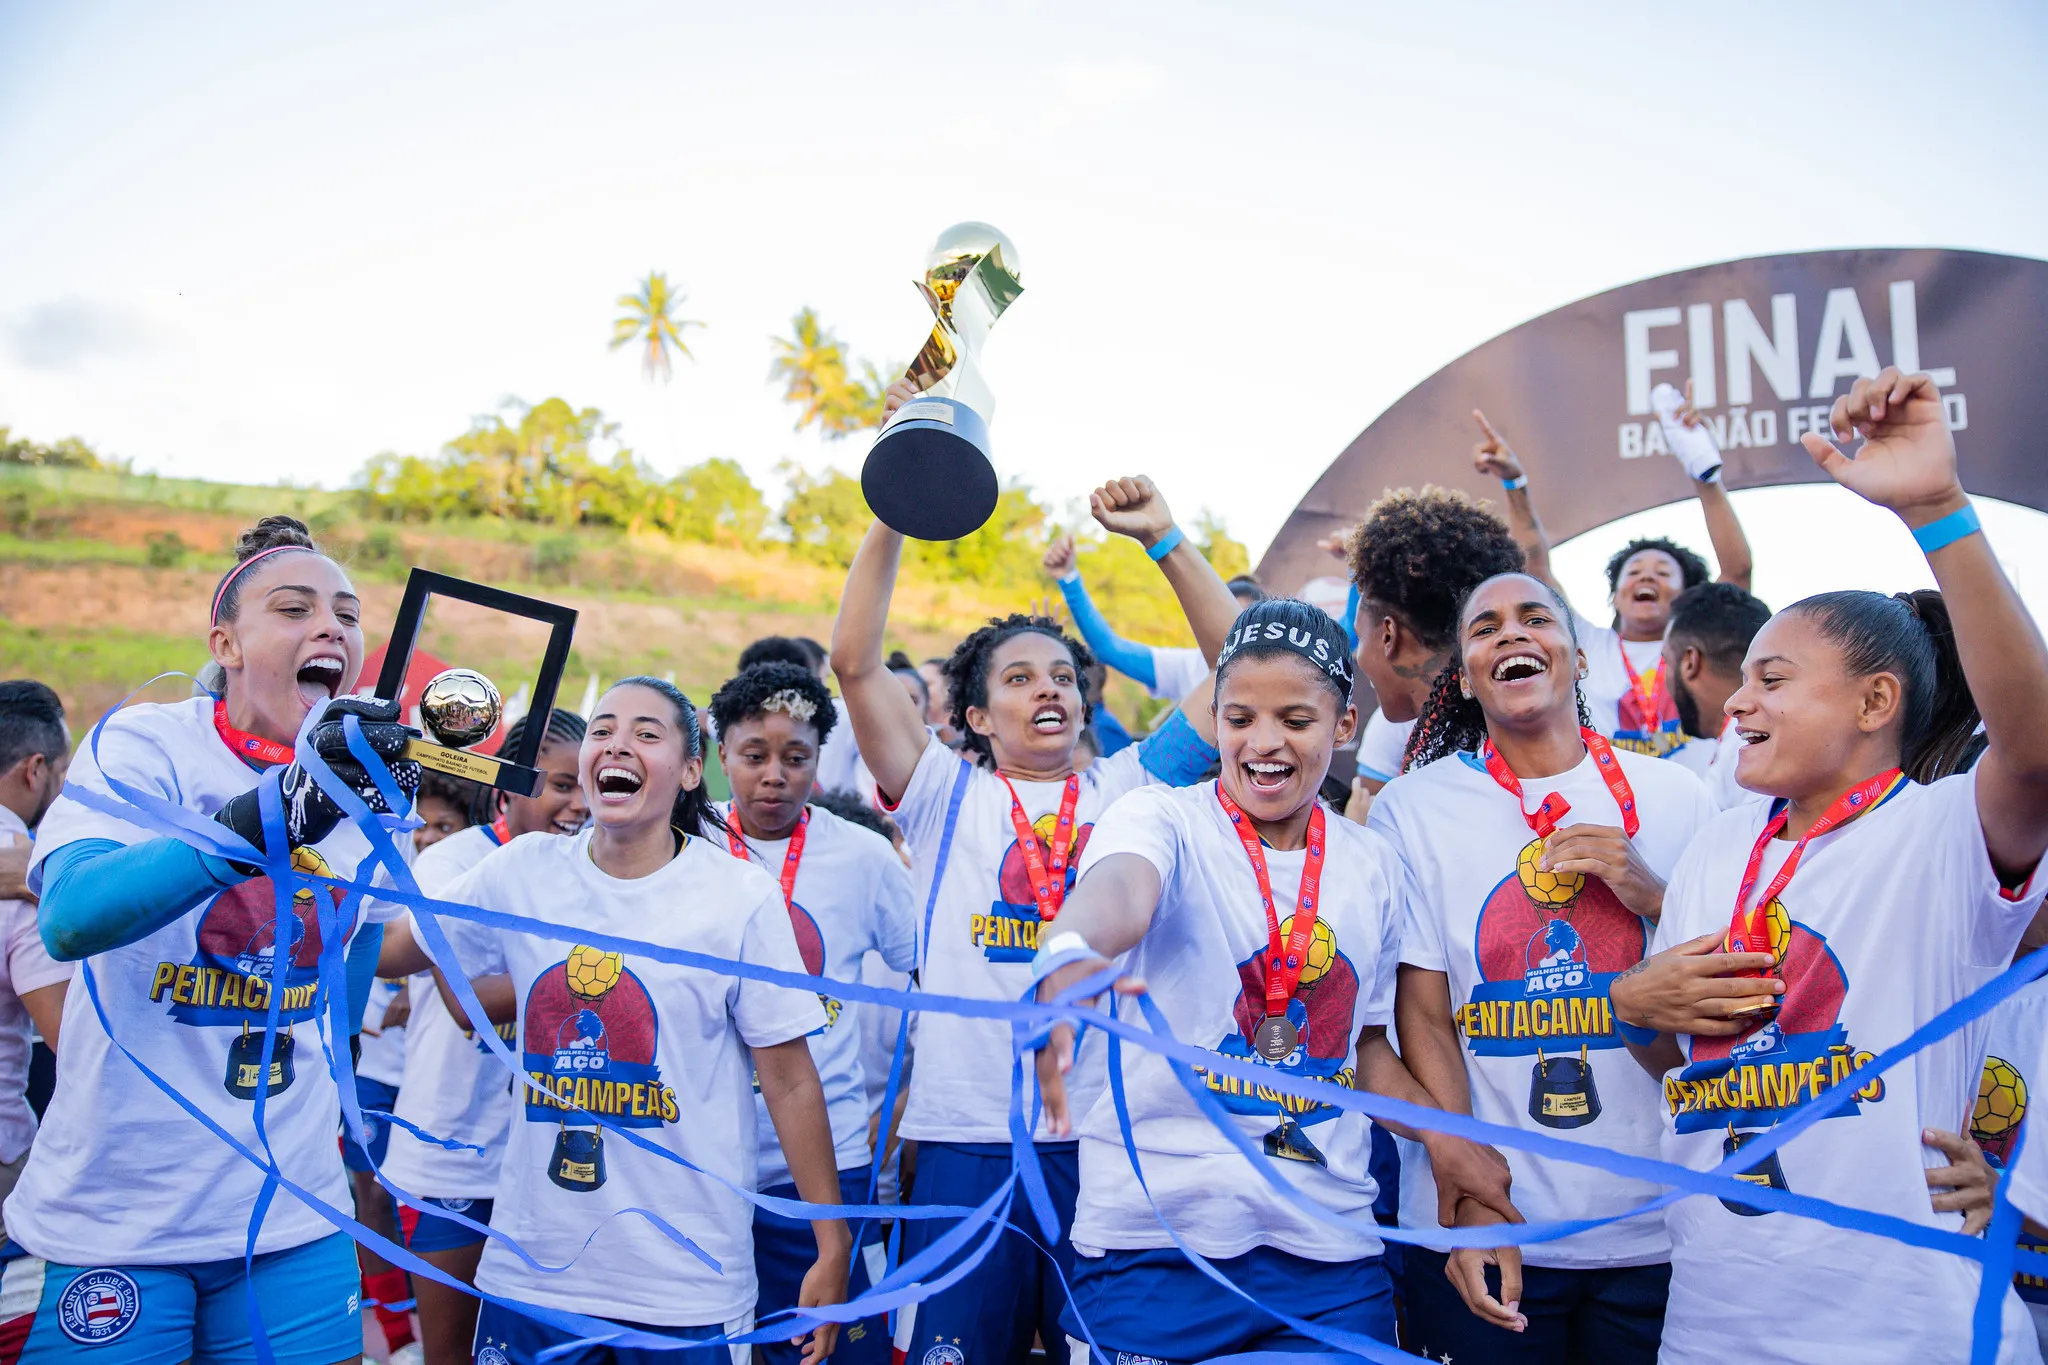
[1368,570,1711,1364]
[830,378,1244,1365]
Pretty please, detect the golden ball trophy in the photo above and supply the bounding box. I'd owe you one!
[861,222,1025,541]
[375,569,577,797]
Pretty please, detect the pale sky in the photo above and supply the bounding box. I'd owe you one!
[4,0,2047,603]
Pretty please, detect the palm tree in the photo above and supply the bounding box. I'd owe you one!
[610,272,704,384]
[769,308,893,438]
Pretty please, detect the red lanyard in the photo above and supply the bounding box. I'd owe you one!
[213,699,295,768]
[998,774,1081,924]
[725,807,809,912]
[1618,640,1668,719]
[489,816,511,846]
[1216,785,1328,1022]
[1728,769,1904,956]
[1480,727,1639,839]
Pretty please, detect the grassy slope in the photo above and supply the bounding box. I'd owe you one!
[0,466,1183,726]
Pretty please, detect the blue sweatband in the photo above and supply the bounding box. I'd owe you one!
[1137,707,1219,787]
[1501,475,1528,492]
[1911,503,1981,554]
[40,836,245,961]
[1146,526,1185,562]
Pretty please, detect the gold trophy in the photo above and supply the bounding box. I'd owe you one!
[861,222,1024,541]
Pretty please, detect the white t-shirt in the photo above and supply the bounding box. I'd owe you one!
[1148,647,1210,704]
[1069,782,1403,1262]
[380,822,516,1199]
[1355,711,1416,785]
[1370,743,1711,1268]
[814,698,864,798]
[1652,770,2045,1364]
[1983,981,2048,1354]
[440,829,826,1325]
[1575,613,1683,758]
[715,803,918,1190]
[0,806,71,1165]
[357,978,408,1086]
[858,951,912,1204]
[884,737,1156,1143]
[1669,721,1754,813]
[12,695,397,1263]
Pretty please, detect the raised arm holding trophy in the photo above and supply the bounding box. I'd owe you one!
[861,221,1024,542]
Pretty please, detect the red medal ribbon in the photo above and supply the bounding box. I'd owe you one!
[998,774,1081,925]
[1618,640,1668,723]
[1215,785,1328,1022]
[725,807,809,913]
[213,699,295,768]
[489,816,511,846]
[1727,769,1905,958]
[1480,727,1640,839]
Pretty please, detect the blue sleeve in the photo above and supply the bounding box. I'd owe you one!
[1343,580,1361,651]
[1057,573,1157,690]
[40,837,245,962]
[1092,706,1134,758]
[1136,707,1220,787]
[346,923,384,1036]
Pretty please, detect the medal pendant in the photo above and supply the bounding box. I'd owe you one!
[1252,1015,1299,1063]
[1263,1114,1328,1167]
[1719,1129,1789,1216]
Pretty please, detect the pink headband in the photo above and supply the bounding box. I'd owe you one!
[209,545,313,624]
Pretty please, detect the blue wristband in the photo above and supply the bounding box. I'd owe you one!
[1146,525,1185,562]
[1501,475,1528,492]
[1616,1018,1660,1048]
[1911,502,1980,554]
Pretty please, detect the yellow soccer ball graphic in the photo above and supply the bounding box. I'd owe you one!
[565,945,623,1000]
[1975,1055,2029,1141]
[1275,916,1336,985]
[1725,898,1790,965]
[1516,838,1583,908]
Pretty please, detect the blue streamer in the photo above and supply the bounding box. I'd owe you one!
[53,683,2048,1362]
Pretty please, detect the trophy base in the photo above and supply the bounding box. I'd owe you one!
[862,397,999,542]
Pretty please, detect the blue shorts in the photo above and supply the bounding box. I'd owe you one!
[1396,1247,1669,1365]
[399,1195,494,1254]
[8,1232,362,1365]
[752,1164,885,1365]
[340,1075,399,1172]
[474,1298,745,1365]
[1060,1244,1395,1364]
[894,1141,1078,1365]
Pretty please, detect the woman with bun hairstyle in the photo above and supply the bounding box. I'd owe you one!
[1029,598,1517,1362]
[13,515,421,1365]
[1372,565,1712,1363]
[432,678,848,1365]
[1611,370,2048,1364]
[831,379,1243,1365]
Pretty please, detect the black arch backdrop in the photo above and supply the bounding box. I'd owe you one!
[1256,248,2048,595]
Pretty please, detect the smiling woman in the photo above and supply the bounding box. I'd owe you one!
[2,512,423,1365]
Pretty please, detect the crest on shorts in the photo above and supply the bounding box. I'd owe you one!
[58,1269,140,1344]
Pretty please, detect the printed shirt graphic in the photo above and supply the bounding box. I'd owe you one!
[884,736,1156,1144]
[382,822,517,1198]
[11,695,396,1265]
[717,804,917,1191]
[436,829,824,1326]
[1370,744,1710,1268]
[1575,615,1683,758]
[1980,981,2048,1347]
[1651,771,2045,1365]
[1069,782,1402,1262]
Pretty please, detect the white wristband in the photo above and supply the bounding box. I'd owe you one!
[1040,931,1092,960]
